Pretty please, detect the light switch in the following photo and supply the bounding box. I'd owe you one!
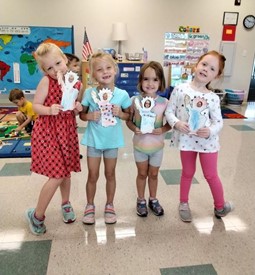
[242,50,247,57]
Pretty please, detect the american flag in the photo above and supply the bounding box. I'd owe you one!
[82,29,93,60]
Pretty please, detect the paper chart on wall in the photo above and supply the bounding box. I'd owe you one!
[163,32,210,67]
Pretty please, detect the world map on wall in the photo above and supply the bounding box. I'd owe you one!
[0,26,73,94]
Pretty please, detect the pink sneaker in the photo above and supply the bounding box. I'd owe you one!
[83,204,95,225]
[104,203,117,224]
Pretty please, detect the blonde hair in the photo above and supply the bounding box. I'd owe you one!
[34,42,67,71]
[88,52,118,83]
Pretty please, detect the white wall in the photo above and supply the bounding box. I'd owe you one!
[1,0,255,100]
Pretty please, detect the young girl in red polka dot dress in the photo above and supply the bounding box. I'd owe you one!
[25,43,82,235]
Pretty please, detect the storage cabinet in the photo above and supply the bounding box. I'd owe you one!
[81,61,144,97]
[115,62,144,97]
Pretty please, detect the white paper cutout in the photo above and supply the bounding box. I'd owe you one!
[92,88,117,127]
[98,88,113,102]
[60,71,79,111]
[13,62,20,83]
[184,95,208,135]
[91,90,100,104]
[135,96,156,134]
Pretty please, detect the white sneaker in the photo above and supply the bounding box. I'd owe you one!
[179,202,192,222]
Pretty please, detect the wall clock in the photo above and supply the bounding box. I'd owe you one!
[243,15,255,30]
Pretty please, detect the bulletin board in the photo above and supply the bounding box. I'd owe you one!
[163,32,210,67]
[164,32,210,87]
[0,25,74,94]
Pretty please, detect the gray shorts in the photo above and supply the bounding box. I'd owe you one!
[87,146,118,158]
[134,148,163,167]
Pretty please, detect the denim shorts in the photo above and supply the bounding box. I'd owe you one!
[87,146,118,158]
[134,148,163,167]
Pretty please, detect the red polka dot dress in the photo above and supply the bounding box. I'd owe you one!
[31,76,81,178]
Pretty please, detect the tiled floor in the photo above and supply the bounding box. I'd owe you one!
[1,103,255,275]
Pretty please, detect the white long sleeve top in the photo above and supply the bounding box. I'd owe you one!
[165,83,223,153]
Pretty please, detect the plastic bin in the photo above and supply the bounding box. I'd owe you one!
[214,89,226,106]
[225,89,245,106]
[125,53,143,61]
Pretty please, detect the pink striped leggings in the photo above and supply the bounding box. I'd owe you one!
[180,151,224,209]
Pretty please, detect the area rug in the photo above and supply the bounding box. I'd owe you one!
[0,138,31,158]
[0,106,18,121]
[0,107,31,158]
[221,106,247,119]
[0,106,18,115]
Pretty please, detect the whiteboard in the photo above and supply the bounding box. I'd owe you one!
[219,42,236,76]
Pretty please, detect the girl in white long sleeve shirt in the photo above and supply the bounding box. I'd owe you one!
[165,50,233,222]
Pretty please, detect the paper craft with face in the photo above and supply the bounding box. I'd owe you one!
[135,96,156,134]
[185,95,208,135]
[92,88,117,127]
[60,71,79,111]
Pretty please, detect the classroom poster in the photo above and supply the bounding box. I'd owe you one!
[0,25,73,94]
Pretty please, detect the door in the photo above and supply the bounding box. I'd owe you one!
[248,55,255,101]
